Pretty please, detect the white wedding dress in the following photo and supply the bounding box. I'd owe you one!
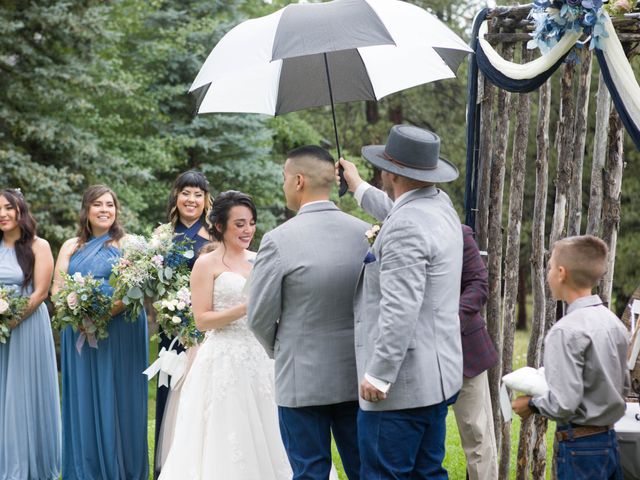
[159,271,292,480]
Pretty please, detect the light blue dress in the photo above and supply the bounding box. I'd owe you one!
[0,240,61,480]
[61,234,148,480]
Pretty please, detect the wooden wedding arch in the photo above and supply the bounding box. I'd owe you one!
[464,4,640,478]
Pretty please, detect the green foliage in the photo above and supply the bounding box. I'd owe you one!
[2,0,639,307]
[0,0,284,251]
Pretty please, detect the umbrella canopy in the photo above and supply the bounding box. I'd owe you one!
[190,0,472,116]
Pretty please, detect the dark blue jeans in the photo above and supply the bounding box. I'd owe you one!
[358,401,448,480]
[556,426,623,480]
[278,401,360,480]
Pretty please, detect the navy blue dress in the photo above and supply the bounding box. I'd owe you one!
[153,219,209,478]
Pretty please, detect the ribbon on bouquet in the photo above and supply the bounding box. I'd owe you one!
[76,317,99,354]
[143,336,187,390]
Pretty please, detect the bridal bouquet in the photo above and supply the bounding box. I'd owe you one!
[0,286,29,343]
[153,274,203,348]
[52,272,113,352]
[110,223,194,320]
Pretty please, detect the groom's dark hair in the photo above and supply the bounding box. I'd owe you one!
[286,146,335,191]
[287,145,334,164]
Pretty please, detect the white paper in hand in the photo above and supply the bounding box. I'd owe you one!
[500,383,512,423]
[502,366,549,397]
[628,328,640,370]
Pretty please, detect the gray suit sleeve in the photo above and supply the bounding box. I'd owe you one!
[247,233,283,359]
[367,216,428,384]
[361,187,394,222]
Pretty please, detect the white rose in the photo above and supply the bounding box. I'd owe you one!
[72,272,85,284]
[176,301,186,311]
[66,292,79,309]
[171,316,182,324]
[0,299,9,315]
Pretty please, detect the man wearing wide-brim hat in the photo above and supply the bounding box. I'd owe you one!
[338,124,463,478]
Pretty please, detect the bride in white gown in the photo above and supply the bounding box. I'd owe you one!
[159,191,291,480]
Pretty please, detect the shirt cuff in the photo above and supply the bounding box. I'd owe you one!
[353,182,372,206]
[528,397,540,414]
[365,372,391,394]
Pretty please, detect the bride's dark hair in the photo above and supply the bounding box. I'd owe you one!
[0,188,37,288]
[208,190,257,243]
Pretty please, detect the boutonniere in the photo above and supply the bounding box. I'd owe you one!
[365,224,381,246]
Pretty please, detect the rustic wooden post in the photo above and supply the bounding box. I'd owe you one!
[586,72,611,236]
[476,79,495,248]
[567,48,593,237]
[598,109,625,305]
[538,59,578,480]
[500,44,532,480]
[486,41,515,453]
[545,60,577,329]
[517,78,551,480]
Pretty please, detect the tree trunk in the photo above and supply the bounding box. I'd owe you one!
[598,109,625,305]
[501,45,531,480]
[519,79,551,480]
[516,267,527,331]
[487,42,515,456]
[388,101,404,124]
[586,73,611,237]
[365,101,379,124]
[476,74,495,251]
[567,49,592,237]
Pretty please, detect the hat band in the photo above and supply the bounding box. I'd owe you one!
[382,151,437,171]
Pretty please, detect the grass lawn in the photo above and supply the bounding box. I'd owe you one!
[147,328,553,479]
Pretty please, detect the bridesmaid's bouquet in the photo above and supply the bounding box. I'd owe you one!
[152,273,203,348]
[110,224,194,320]
[0,286,29,343]
[52,272,113,353]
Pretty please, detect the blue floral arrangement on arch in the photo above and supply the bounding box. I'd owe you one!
[528,0,609,53]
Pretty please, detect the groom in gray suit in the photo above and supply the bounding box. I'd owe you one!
[339,125,464,479]
[248,145,369,480]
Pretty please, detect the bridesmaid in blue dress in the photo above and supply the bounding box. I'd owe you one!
[154,171,213,478]
[53,185,148,480]
[0,188,61,480]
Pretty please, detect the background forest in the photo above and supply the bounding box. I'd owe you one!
[1,0,639,316]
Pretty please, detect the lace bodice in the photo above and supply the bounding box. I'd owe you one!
[206,271,250,339]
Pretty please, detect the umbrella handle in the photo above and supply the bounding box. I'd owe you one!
[338,166,348,197]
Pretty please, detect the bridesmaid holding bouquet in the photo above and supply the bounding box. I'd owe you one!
[153,170,213,477]
[53,185,148,480]
[0,188,61,479]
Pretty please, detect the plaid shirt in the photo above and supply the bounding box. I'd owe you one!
[459,225,499,378]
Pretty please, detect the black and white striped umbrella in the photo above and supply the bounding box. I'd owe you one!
[190,0,471,191]
[192,0,470,115]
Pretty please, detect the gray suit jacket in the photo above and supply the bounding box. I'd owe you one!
[248,201,370,408]
[355,186,463,411]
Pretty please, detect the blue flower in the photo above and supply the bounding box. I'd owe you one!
[583,11,598,26]
[584,0,603,9]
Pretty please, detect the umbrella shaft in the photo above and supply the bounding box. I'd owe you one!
[323,53,341,159]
